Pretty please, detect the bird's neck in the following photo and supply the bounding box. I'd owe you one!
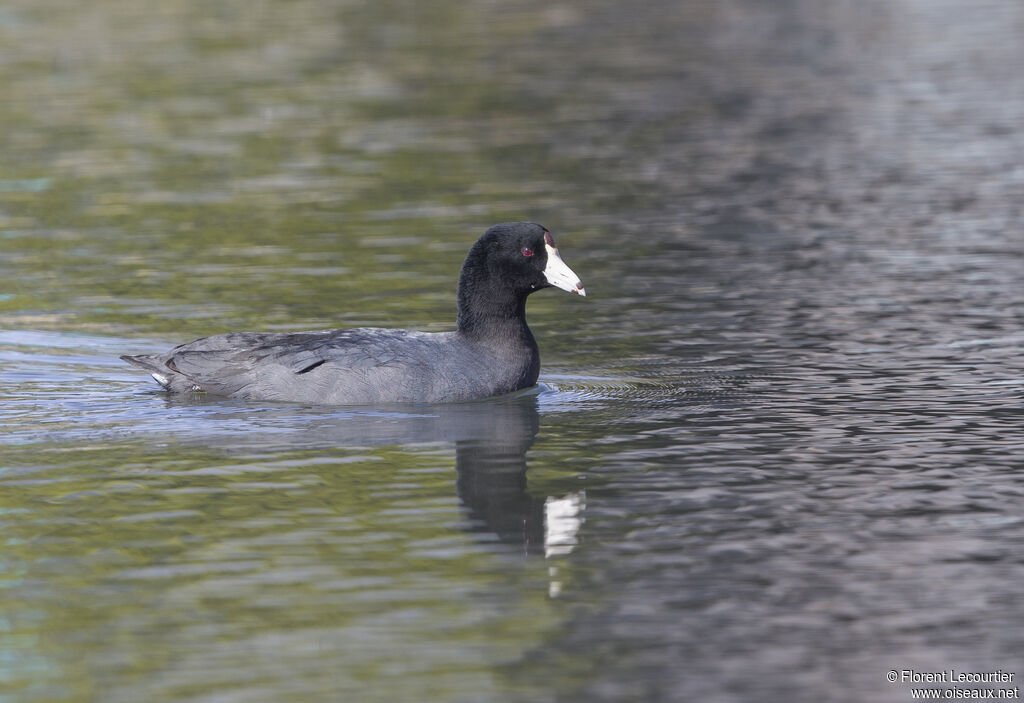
[455,265,541,391]
[456,272,535,347]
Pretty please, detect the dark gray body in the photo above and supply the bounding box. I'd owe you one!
[121,327,540,404]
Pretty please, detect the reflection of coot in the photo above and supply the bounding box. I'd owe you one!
[162,391,552,553]
[452,395,546,553]
[310,393,550,554]
[122,223,584,404]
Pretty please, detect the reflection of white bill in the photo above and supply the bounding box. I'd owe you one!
[545,491,585,598]
[544,491,586,558]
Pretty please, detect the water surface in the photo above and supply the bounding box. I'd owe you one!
[3,1,1024,701]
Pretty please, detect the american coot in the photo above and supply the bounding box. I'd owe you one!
[121,222,586,404]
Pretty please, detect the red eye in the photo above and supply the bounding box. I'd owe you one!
[522,247,534,257]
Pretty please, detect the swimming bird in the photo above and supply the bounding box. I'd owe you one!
[120,222,586,404]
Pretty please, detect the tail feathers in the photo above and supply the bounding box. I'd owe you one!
[120,354,199,392]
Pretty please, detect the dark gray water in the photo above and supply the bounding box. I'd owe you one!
[3,1,1024,701]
